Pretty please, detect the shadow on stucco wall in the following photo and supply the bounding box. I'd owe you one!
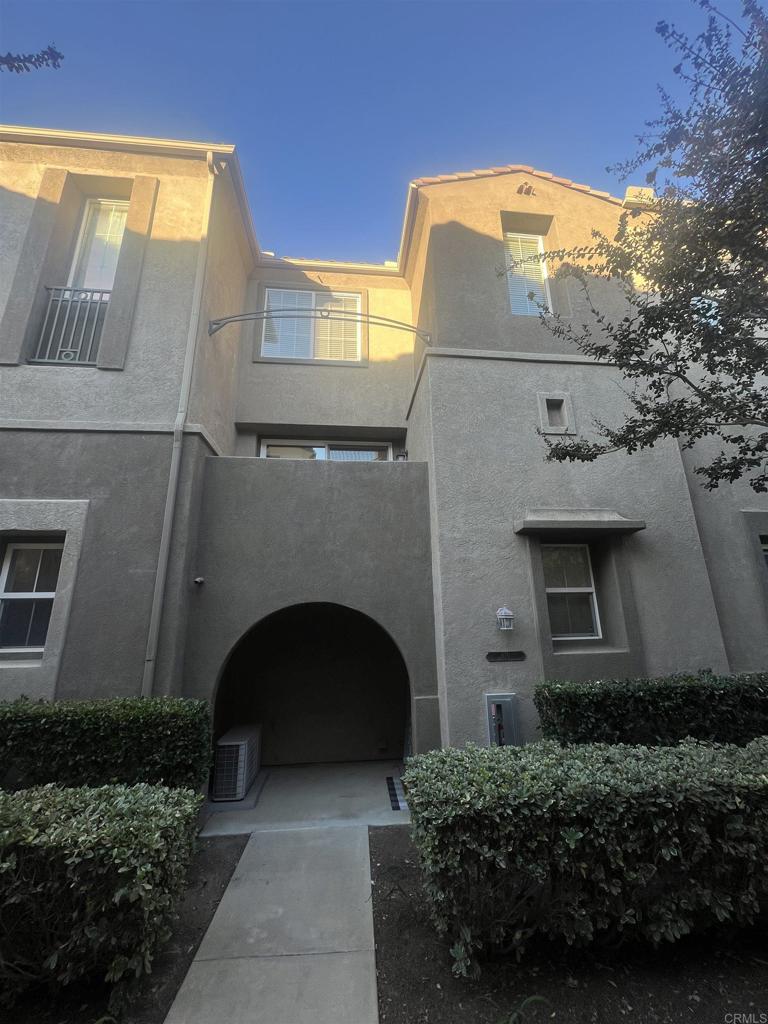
[413,218,626,358]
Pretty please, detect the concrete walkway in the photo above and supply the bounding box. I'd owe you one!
[199,759,407,837]
[165,762,409,1024]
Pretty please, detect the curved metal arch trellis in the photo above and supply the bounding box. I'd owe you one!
[208,307,431,343]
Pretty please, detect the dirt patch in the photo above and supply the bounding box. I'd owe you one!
[370,825,768,1024]
[7,833,248,1024]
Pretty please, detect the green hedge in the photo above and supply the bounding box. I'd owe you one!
[404,739,768,977]
[534,671,768,745]
[0,697,211,790]
[0,783,201,1008]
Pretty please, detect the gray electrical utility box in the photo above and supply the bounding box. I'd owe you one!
[485,693,521,747]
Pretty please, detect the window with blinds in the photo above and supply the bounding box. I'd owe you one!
[504,232,551,316]
[261,288,362,361]
[542,544,601,640]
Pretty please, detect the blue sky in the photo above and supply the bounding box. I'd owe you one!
[0,0,744,263]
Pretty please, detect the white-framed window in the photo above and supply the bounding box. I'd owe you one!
[69,199,129,291]
[260,439,392,462]
[261,288,362,362]
[0,542,64,651]
[541,543,602,640]
[504,232,552,316]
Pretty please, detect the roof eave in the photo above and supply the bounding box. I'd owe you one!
[256,255,401,276]
[396,164,626,274]
[0,124,261,266]
[0,124,236,159]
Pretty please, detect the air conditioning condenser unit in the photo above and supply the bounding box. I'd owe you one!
[211,724,261,801]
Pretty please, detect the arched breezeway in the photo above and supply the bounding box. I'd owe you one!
[214,602,410,766]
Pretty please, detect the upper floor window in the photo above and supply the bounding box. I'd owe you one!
[542,543,601,640]
[261,288,362,362]
[504,232,551,317]
[260,439,391,461]
[0,542,63,650]
[30,199,128,366]
[70,199,129,291]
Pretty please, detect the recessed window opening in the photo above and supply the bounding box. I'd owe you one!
[29,199,128,366]
[542,543,602,640]
[69,199,129,291]
[260,439,392,461]
[261,288,362,362]
[0,542,63,650]
[545,397,566,428]
[504,232,552,317]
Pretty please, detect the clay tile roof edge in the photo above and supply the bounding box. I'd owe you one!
[410,164,623,205]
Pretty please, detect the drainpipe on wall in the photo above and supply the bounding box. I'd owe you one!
[140,151,217,698]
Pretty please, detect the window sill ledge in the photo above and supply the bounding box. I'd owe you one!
[0,649,44,664]
[253,356,369,369]
[552,645,630,657]
[26,360,98,368]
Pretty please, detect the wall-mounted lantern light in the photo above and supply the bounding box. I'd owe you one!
[496,607,515,631]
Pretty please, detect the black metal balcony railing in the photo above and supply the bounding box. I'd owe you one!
[30,286,111,365]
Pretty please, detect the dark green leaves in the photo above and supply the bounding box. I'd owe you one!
[534,670,768,745]
[404,738,768,977]
[0,697,211,791]
[0,783,201,1008]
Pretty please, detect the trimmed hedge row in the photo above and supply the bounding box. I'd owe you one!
[0,697,211,790]
[534,671,768,745]
[404,739,768,977]
[0,783,201,1009]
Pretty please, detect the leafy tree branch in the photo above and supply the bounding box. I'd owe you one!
[0,46,64,74]
[530,0,768,491]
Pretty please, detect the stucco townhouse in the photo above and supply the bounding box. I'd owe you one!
[1,125,767,771]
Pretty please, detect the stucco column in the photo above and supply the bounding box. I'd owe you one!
[0,167,79,365]
[97,175,159,370]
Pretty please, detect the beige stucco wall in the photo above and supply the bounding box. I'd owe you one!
[403,172,768,746]
[235,264,414,439]
[182,457,441,755]
[188,169,252,454]
[409,172,636,355]
[0,137,223,707]
[0,142,210,426]
[679,438,768,672]
[0,157,43,318]
[2,131,766,754]
[409,351,731,746]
